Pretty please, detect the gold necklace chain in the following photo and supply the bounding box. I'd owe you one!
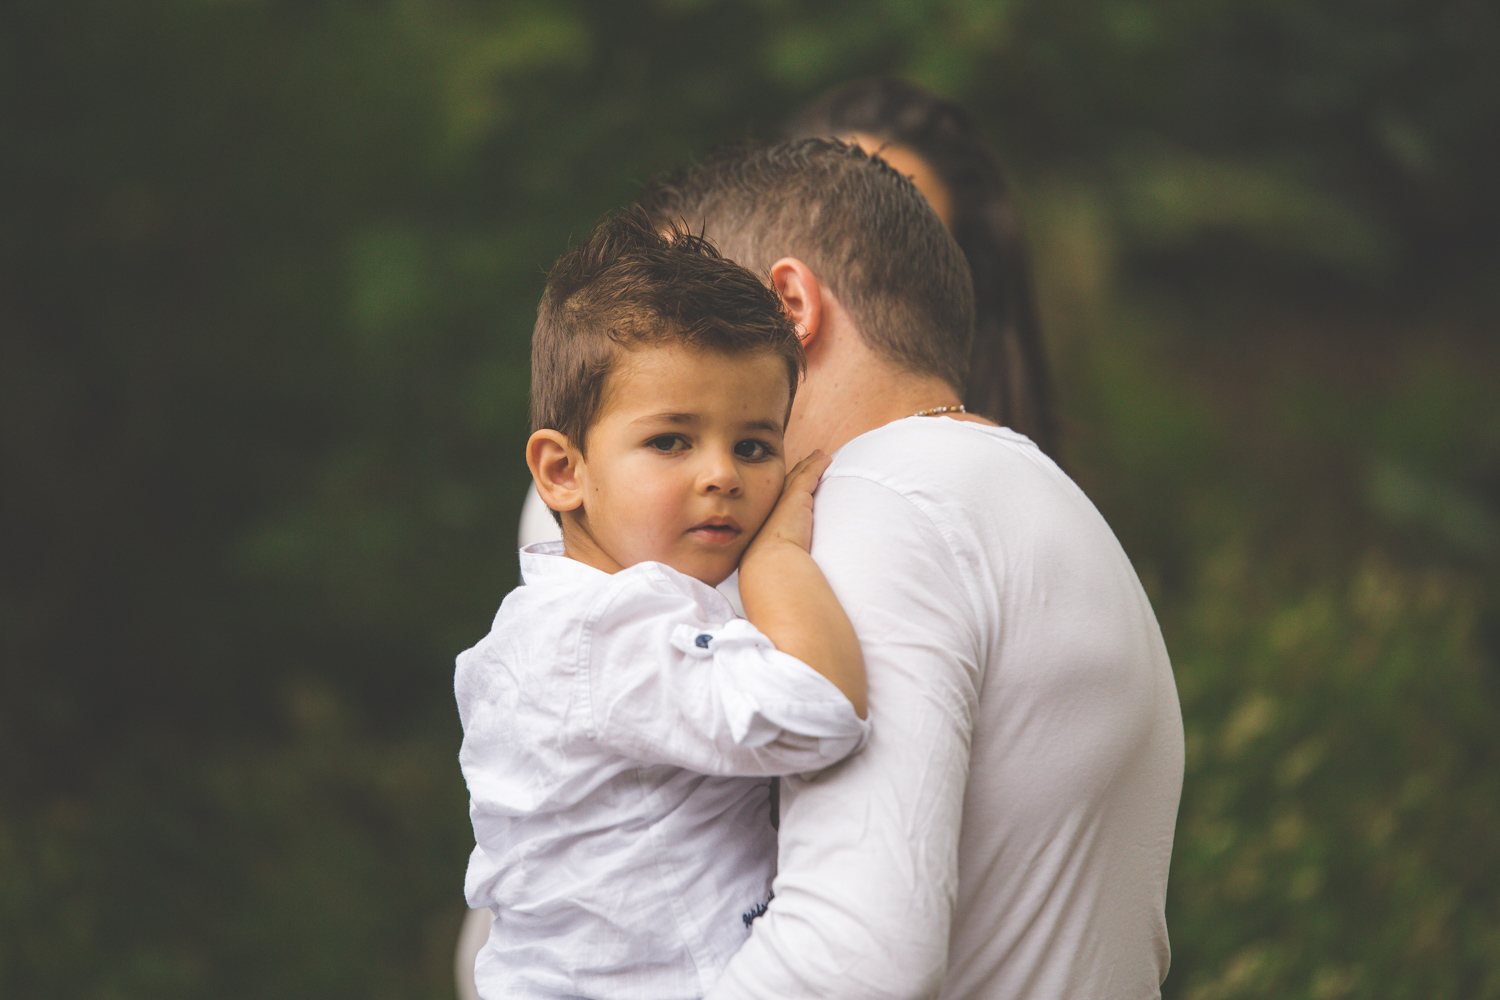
[910,404,967,418]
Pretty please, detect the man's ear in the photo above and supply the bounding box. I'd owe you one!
[527,429,585,514]
[769,258,824,348]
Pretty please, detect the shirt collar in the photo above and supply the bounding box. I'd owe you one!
[519,541,602,588]
[518,541,736,620]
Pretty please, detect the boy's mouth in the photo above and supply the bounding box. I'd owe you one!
[687,519,742,545]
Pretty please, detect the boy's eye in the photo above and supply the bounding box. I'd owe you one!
[733,439,772,461]
[647,434,688,453]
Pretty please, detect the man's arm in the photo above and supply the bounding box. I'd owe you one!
[709,475,983,1000]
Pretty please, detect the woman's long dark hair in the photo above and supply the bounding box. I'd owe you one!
[785,78,1058,458]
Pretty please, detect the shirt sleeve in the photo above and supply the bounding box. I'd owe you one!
[580,566,871,776]
[707,475,982,1000]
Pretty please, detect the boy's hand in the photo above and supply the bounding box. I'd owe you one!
[747,451,830,556]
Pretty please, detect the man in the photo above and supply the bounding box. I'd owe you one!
[639,139,1184,999]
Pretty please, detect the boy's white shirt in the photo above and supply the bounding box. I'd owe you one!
[456,545,868,1000]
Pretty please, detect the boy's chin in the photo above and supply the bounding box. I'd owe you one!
[685,568,733,588]
[667,557,736,589]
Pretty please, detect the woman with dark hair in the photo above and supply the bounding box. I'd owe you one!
[785,78,1059,458]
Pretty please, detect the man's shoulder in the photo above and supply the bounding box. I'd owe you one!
[814,416,1104,577]
[825,417,1058,499]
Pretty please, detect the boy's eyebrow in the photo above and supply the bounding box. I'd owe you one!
[631,412,699,425]
[629,412,784,434]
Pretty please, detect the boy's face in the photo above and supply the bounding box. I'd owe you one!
[563,343,790,586]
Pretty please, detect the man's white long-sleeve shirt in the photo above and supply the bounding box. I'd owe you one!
[457,545,869,1000]
[708,418,1184,1000]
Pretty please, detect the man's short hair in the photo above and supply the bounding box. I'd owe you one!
[639,138,975,392]
[531,206,804,449]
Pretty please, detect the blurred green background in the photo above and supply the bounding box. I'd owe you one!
[3,0,1498,997]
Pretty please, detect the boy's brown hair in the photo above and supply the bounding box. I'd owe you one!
[531,207,804,450]
[639,138,975,393]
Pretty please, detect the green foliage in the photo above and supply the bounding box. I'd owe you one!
[2,0,1497,996]
[1061,300,1500,997]
[1166,549,1500,998]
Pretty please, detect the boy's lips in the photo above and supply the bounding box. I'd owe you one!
[687,519,742,545]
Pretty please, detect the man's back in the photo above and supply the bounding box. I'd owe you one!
[709,416,1183,1000]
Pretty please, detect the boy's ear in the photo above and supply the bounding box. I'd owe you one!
[769,257,823,348]
[527,429,585,514]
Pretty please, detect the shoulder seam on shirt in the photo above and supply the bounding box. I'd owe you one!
[574,569,644,743]
[819,472,973,581]
[818,471,990,654]
[574,563,686,745]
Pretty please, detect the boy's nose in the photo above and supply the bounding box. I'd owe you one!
[700,450,743,496]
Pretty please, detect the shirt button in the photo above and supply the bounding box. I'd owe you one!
[695,634,712,649]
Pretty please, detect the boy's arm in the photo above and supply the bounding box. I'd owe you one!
[579,515,868,777]
[737,453,867,718]
[576,457,869,777]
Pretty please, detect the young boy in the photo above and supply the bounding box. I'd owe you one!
[455,209,869,1000]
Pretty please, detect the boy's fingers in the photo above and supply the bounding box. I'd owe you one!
[785,450,830,490]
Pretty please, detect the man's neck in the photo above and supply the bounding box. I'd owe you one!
[788,352,970,461]
[782,289,995,462]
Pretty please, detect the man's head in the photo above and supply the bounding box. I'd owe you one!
[527,208,804,585]
[639,138,975,394]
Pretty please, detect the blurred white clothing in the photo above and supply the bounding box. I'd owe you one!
[516,483,562,548]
